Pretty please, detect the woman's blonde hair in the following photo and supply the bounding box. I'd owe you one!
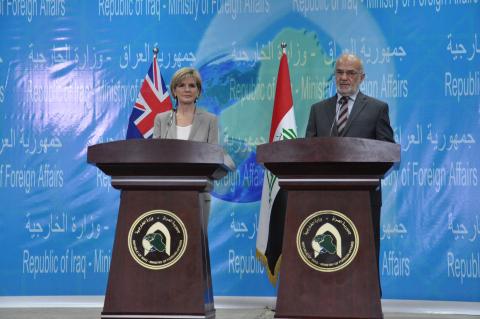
[170,67,202,99]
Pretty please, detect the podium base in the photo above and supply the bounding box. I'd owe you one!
[101,310,216,319]
[274,313,382,319]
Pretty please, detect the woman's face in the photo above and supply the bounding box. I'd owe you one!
[173,76,199,106]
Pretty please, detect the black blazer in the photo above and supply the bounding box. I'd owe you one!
[305,92,394,142]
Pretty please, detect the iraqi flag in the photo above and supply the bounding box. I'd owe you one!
[126,51,172,139]
[256,45,297,285]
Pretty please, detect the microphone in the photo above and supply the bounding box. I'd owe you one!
[163,109,176,139]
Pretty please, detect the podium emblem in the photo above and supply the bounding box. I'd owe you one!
[296,210,359,272]
[128,209,188,270]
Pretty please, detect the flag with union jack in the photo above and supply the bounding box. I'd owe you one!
[126,53,173,139]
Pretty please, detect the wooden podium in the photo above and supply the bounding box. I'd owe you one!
[87,139,229,319]
[256,137,400,319]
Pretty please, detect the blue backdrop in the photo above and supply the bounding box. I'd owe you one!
[0,0,479,301]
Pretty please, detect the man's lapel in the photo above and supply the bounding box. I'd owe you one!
[328,95,338,136]
[342,92,367,136]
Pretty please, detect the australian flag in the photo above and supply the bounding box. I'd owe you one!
[126,53,172,139]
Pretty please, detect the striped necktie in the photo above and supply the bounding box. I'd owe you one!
[336,96,349,135]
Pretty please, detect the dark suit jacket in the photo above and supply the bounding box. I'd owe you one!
[305,91,395,269]
[305,92,394,142]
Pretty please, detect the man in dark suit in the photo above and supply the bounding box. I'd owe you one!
[306,53,394,142]
[305,53,395,276]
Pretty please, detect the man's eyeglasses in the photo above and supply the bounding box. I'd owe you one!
[335,69,362,77]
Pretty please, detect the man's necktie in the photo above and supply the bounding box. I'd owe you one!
[336,96,349,135]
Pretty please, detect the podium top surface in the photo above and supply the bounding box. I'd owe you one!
[257,137,400,163]
[87,139,230,179]
[256,137,400,177]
